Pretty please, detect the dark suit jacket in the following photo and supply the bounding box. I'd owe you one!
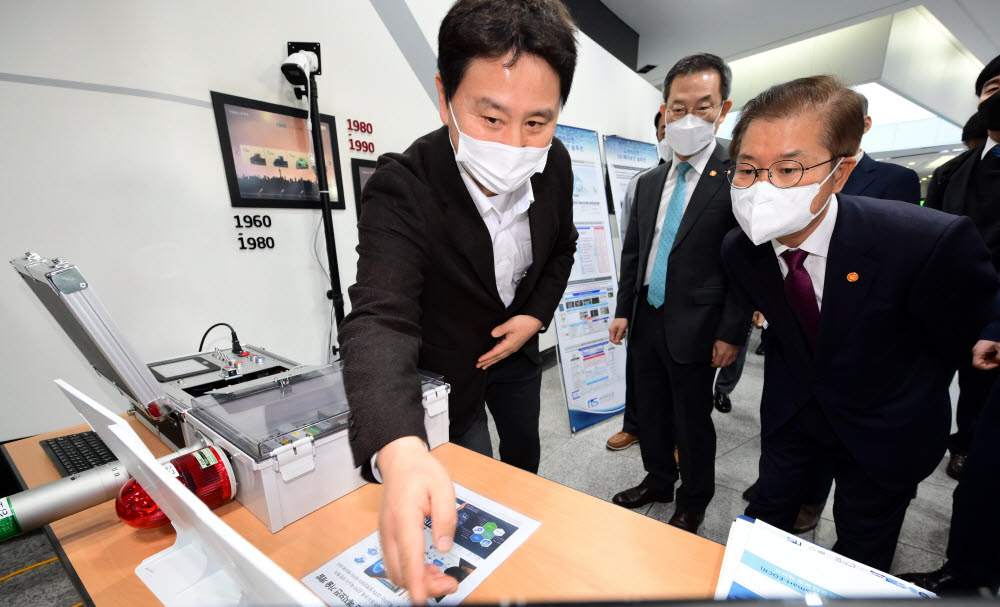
[840,152,921,204]
[924,146,979,211]
[616,142,749,363]
[722,195,998,490]
[339,126,577,468]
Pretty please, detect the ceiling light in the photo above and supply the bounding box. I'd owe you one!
[925,154,958,170]
[908,162,916,165]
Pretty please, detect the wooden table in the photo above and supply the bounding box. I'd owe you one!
[3,418,724,605]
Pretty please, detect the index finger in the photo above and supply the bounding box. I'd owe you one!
[397,507,430,604]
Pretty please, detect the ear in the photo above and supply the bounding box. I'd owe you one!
[863,115,872,135]
[435,73,449,126]
[830,156,858,194]
[716,100,734,132]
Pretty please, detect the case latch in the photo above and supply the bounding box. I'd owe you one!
[271,435,315,481]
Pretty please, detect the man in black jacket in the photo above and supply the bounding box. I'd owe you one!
[722,75,997,570]
[337,0,578,602]
[840,93,921,204]
[608,53,750,535]
[922,55,1000,479]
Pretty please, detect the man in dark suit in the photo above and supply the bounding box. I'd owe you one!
[926,112,987,209]
[840,93,921,203]
[901,293,1000,596]
[722,75,997,571]
[607,53,750,534]
[337,1,578,602]
[922,55,1000,480]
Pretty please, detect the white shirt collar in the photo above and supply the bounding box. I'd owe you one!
[457,164,533,217]
[670,139,716,179]
[771,193,839,259]
[854,150,864,164]
[982,135,1000,161]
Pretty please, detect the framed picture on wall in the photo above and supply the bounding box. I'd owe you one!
[211,91,345,209]
[350,158,378,218]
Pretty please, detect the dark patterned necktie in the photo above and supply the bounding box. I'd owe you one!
[780,249,820,351]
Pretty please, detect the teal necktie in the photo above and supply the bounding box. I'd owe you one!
[647,161,692,308]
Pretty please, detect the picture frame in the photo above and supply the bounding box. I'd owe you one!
[350,158,378,218]
[211,91,345,209]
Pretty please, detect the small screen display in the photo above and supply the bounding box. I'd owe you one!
[151,359,210,378]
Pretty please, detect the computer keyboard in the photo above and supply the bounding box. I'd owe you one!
[40,431,118,477]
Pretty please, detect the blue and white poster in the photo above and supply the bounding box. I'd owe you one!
[602,135,658,240]
[552,125,627,432]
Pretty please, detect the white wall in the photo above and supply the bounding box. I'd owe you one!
[0,0,660,440]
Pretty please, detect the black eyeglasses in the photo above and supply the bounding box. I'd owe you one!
[727,158,838,189]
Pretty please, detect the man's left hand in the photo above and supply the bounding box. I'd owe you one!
[477,315,543,370]
[711,339,739,368]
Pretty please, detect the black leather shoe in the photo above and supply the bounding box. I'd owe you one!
[668,510,705,534]
[900,567,996,596]
[742,481,757,502]
[946,453,967,480]
[792,501,825,534]
[612,484,673,509]
[714,390,732,413]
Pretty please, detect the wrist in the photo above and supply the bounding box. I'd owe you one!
[377,436,428,476]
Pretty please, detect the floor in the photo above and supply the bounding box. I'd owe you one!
[0,328,957,605]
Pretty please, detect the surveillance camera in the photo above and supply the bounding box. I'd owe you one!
[281,51,318,86]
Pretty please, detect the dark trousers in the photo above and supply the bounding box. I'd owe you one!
[746,402,915,572]
[631,294,716,512]
[450,351,542,473]
[949,361,999,455]
[621,347,639,435]
[714,326,751,395]
[947,376,1000,588]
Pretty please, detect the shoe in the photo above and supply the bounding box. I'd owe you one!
[612,484,673,509]
[792,501,825,534]
[714,390,732,413]
[668,510,705,534]
[946,453,967,480]
[900,567,996,596]
[606,431,639,451]
[754,342,765,356]
[742,481,757,502]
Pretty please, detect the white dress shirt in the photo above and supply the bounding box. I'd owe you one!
[853,149,864,165]
[982,135,1000,160]
[643,140,716,286]
[458,166,534,307]
[770,194,839,310]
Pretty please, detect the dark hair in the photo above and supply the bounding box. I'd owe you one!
[662,53,732,103]
[962,112,987,143]
[653,110,663,129]
[437,0,578,104]
[729,75,863,160]
[975,54,1000,96]
[857,92,869,115]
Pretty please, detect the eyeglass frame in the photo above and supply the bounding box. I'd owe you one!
[726,157,840,189]
[664,101,725,121]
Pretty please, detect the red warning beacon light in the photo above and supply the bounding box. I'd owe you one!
[116,446,234,528]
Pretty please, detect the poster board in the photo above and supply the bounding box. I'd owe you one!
[552,125,627,433]
[602,135,658,240]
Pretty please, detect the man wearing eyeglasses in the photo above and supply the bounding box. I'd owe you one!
[721,75,997,570]
[608,53,750,534]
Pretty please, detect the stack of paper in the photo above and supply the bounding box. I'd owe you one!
[715,516,935,600]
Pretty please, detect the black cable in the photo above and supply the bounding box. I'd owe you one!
[198,323,243,354]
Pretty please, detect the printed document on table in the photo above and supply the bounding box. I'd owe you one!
[303,484,540,606]
[715,517,935,600]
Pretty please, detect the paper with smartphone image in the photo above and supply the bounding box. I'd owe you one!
[715,516,935,600]
[303,484,539,605]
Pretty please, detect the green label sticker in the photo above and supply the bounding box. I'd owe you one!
[193,448,219,469]
[0,496,22,542]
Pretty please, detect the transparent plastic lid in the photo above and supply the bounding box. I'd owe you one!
[187,364,351,461]
[187,363,450,461]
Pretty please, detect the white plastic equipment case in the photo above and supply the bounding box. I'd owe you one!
[182,363,450,533]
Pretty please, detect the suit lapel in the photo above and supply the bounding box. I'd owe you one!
[845,154,877,196]
[671,144,727,252]
[427,128,503,306]
[942,149,979,215]
[814,195,878,362]
[638,163,670,276]
[508,174,556,310]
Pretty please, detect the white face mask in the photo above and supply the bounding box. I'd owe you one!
[730,158,843,246]
[657,138,671,163]
[449,105,550,195]
[664,111,720,157]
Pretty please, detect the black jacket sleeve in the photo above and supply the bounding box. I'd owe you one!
[338,164,429,468]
